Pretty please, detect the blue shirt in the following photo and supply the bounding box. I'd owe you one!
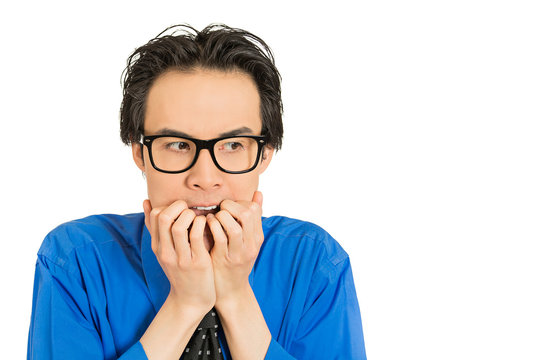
[28,213,366,359]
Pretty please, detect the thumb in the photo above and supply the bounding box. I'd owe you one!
[252,191,263,208]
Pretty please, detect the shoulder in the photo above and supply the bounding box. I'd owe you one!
[262,215,349,272]
[38,213,145,270]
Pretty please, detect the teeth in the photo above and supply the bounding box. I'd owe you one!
[193,205,218,211]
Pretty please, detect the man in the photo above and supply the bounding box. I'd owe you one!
[28,24,366,359]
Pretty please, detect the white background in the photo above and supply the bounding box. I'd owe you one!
[1,0,551,359]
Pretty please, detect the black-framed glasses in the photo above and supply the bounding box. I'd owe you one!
[140,134,267,174]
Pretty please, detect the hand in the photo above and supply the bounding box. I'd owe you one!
[143,199,216,315]
[206,191,264,306]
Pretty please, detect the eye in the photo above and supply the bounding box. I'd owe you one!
[221,141,245,151]
[166,142,191,151]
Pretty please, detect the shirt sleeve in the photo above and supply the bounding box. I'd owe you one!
[265,257,367,360]
[27,255,148,360]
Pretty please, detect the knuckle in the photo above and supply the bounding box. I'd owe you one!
[177,257,190,269]
[196,258,211,269]
[194,215,206,224]
[172,223,189,238]
[244,246,257,259]
[212,233,225,243]
[190,218,205,236]
[158,251,174,265]
[178,210,195,227]
[249,202,260,213]
[225,253,236,263]
[174,200,188,208]
[183,209,195,218]
[158,213,173,226]
[229,227,242,238]
[242,208,253,221]
[216,209,230,220]
[188,232,200,243]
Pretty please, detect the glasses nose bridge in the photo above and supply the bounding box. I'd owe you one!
[195,138,217,152]
[192,138,219,167]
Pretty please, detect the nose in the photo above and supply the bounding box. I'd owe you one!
[185,149,223,190]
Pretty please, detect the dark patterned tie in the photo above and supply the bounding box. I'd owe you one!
[180,308,224,359]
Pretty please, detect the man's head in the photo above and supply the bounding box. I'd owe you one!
[120,24,283,150]
[120,24,283,211]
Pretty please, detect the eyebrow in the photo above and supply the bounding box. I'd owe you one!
[155,126,255,138]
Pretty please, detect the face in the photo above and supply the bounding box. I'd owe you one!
[132,68,274,215]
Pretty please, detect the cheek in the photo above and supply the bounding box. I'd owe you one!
[146,173,184,208]
[226,173,259,200]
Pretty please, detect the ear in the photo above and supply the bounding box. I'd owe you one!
[257,146,274,175]
[132,143,146,172]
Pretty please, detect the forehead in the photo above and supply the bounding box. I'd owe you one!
[144,69,262,137]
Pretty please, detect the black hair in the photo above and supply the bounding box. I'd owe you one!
[120,24,283,150]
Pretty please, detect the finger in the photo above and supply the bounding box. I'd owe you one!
[215,209,243,256]
[189,215,208,259]
[220,199,262,249]
[251,192,264,247]
[219,199,247,225]
[148,205,164,254]
[220,198,262,225]
[171,209,196,260]
[157,200,189,261]
[206,213,227,258]
[143,199,152,231]
[249,192,264,246]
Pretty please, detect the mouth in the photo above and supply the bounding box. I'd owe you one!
[193,205,218,211]
[190,205,220,216]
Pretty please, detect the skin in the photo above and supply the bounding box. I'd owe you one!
[131,68,274,360]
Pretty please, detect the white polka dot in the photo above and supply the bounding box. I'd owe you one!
[212,312,216,316]
[202,334,206,339]
[215,332,218,337]
[198,350,202,355]
[218,348,222,353]
[214,324,218,328]
[185,348,190,352]
[198,327,202,331]
[207,350,211,355]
